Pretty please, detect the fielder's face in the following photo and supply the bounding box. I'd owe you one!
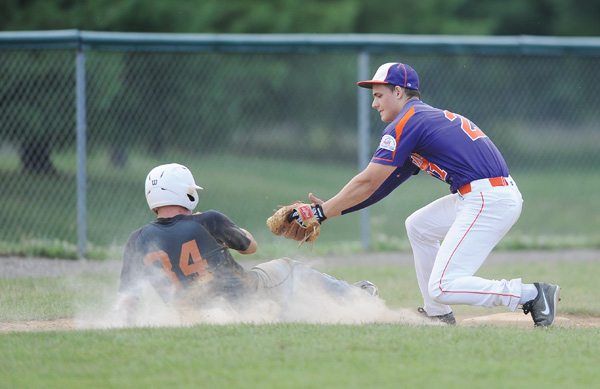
[371,84,402,122]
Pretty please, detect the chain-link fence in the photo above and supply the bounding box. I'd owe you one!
[1,32,599,258]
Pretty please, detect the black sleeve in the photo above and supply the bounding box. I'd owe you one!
[118,228,146,297]
[193,211,252,252]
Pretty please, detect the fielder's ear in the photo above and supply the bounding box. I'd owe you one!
[395,85,404,98]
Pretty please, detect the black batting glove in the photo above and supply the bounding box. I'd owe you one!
[287,204,327,225]
[312,204,327,224]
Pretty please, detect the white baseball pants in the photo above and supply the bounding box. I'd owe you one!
[405,177,523,316]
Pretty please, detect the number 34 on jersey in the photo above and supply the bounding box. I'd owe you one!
[143,239,213,290]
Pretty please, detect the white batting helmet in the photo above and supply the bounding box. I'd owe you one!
[145,163,203,213]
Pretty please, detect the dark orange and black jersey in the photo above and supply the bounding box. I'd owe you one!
[119,210,253,305]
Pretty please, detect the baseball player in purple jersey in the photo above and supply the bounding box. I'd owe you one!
[115,163,379,325]
[306,62,560,327]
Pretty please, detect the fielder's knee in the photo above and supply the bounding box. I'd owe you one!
[428,277,449,304]
[405,212,421,240]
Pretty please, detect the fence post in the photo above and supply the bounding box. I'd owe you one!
[357,51,371,251]
[76,48,87,257]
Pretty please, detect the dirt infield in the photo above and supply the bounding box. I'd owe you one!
[1,249,599,332]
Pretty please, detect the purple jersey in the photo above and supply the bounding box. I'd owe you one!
[372,99,509,193]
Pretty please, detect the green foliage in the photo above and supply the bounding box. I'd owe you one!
[0,51,75,145]
[192,0,360,33]
[1,0,599,36]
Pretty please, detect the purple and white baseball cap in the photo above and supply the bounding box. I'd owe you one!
[357,62,420,90]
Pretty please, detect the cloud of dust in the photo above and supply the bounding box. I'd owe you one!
[69,261,439,330]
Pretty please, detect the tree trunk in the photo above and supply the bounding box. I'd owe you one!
[110,144,128,167]
[20,141,56,174]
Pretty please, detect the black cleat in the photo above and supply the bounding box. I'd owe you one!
[522,282,560,327]
[418,307,456,325]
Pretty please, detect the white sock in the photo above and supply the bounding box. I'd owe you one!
[519,284,538,304]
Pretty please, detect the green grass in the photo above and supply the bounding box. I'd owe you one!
[1,149,599,259]
[2,260,599,322]
[2,324,599,388]
[1,260,599,388]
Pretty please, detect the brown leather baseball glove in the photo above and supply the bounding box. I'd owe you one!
[266,202,325,246]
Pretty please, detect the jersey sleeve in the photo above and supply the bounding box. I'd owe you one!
[371,106,422,168]
[118,228,147,298]
[341,161,419,215]
[195,211,252,252]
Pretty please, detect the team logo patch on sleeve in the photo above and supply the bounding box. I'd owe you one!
[379,135,396,151]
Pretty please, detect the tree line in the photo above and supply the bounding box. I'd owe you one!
[2,0,598,173]
[1,0,599,36]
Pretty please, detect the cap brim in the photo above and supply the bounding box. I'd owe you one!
[357,80,390,89]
